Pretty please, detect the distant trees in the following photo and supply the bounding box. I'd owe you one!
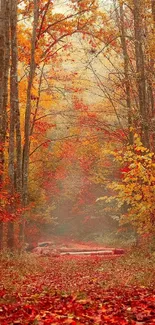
[116,0,155,149]
[88,0,155,150]
[0,0,107,250]
[95,0,155,239]
[0,0,154,249]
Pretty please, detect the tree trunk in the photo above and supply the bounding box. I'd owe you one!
[22,0,39,205]
[0,222,3,251]
[7,222,14,250]
[133,0,150,148]
[0,0,5,251]
[152,0,155,27]
[9,0,22,193]
[119,2,133,145]
[150,0,155,151]
[0,0,10,250]
[8,0,22,250]
[0,0,5,153]
[21,0,39,243]
[3,0,10,142]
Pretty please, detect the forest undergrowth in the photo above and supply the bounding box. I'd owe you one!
[0,249,155,324]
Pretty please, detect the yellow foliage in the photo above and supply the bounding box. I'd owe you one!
[97,136,155,235]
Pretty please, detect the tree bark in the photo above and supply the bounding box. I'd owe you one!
[0,0,5,251]
[21,0,39,243]
[22,0,39,205]
[7,222,14,250]
[133,0,150,148]
[0,0,10,250]
[0,1,5,152]
[7,0,22,250]
[0,223,3,251]
[150,0,155,150]
[152,0,155,27]
[10,0,22,193]
[119,2,133,145]
[8,3,15,250]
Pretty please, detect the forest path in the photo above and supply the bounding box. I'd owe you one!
[0,253,154,324]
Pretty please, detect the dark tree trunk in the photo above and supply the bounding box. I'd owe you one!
[133,0,150,148]
[21,0,39,246]
[119,2,133,145]
[0,0,5,251]
[9,0,21,184]
[7,0,22,250]
[22,0,39,206]
[10,0,22,194]
[0,0,10,250]
[0,222,3,251]
[7,222,14,250]
[152,0,155,27]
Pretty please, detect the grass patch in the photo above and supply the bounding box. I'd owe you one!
[98,248,155,288]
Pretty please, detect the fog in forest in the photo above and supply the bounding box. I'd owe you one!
[0,0,154,249]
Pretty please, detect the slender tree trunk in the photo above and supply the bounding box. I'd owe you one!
[0,0,10,250]
[10,0,22,193]
[0,0,5,251]
[2,0,10,147]
[8,36,15,250]
[30,64,45,136]
[7,0,22,250]
[7,222,14,250]
[22,0,39,204]
[133,0,150,148]
[119,3,133,145]
[0,223,3,251]
[0,1,5,149]
[152,0,155,27]
[22,0,39,242]
[150,0,155,150]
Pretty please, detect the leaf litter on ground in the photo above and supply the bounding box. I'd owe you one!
[0,251,154,324]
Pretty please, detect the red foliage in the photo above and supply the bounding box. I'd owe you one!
[0,256,154,324]
[0,181,23,222]
[60,142,75,160]
[120,165,130,177]
[73,99,88,112]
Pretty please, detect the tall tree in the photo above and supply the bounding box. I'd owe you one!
[152,0,155,26]
[133,0,150,148]
[0,0,10,249]
[7,0,22,249]
[22,0,39,207]
[118,2,133,144]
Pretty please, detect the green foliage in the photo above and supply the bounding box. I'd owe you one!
[93,230,137,248]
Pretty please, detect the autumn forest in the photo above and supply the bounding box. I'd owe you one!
[0,0,155,324]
